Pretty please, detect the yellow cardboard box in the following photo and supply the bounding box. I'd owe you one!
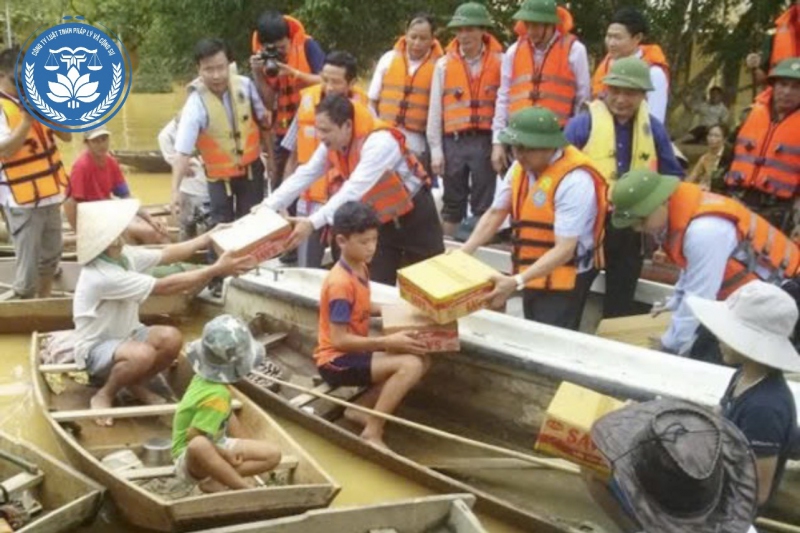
[382,303,459,353]
[211,208,291,262]
[397,251,498,324]
[534,382,624,474]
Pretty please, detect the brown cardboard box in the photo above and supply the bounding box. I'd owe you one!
[534,382,625,475]
[397,251,498,324]
[382,303,459,353]
[211,208,291,262]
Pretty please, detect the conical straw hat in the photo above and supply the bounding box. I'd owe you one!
[77,199,140,264]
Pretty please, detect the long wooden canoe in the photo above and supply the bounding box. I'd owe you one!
[196,494,485,533]
[0,430,104,533]
[31,332,340,532]
[113,150,172,174]
[218,268,800,530]
[0,261,195,334]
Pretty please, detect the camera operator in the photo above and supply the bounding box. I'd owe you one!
[250,10,325,187]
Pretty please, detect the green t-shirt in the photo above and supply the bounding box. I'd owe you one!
[171,375,232,458]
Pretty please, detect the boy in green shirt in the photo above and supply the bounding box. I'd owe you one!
[172,314,281,492]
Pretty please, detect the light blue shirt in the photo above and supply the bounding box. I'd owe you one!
[174,76,266,156]
[492,151,598,273]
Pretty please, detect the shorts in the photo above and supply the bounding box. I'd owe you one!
[174,437,240,485]
[318,353,373,388]
[86,326,150,386]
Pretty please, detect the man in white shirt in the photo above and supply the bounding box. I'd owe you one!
[158,114,210,240]
[0,47,71,299]
[259,94,444,285]
[462,107,606,329]
[73,199,255,426]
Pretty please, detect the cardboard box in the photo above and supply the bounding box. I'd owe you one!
[397,251,498,324]
[211,208,291,262]
[382,303,459,353]
[534,382,624,475]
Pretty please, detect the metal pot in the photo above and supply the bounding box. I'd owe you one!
[142,438,172,467]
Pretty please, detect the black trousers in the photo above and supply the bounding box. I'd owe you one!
[207,159,265,224]
[369,187,444,285]
[603,223,644,319]
[522,269,598,330]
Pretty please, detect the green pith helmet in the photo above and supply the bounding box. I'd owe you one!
[448,2,493,28]
[498,106,566,149]
[513,0,559,25]
[611,170,680,229]
[603,57,654,92]
[768,57,800,82]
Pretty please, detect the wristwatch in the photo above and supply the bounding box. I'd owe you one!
[514,274,525,291]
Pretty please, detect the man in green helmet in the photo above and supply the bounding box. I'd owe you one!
[462,107,607,329]
[427,2,504,237]
[725,57,800,235]
[609,168,800,360]
[565,57,684,320]
[490,0,590,175]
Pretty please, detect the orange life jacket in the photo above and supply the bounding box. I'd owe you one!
[441,35,503,134]
[377,37,444,133]
[296,84,369,204]
[725,88,800,200]
[664,182,800,300]
[0,94,67,205]
[251,16,312,136]
[591,45,670,98]
[327,102,430,224]
[188,67,261,180]
[771,6,800,68]
[510,146,608,291]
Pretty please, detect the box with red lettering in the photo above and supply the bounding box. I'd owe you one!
[381,302,459,353]
[210,207,291,262]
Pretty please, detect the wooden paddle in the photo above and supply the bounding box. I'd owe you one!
[249,371,580,475]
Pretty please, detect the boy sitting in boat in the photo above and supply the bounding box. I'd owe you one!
[73,199,255,426]
[64,128,171,245]
[688,281,799,509]
[172,314,282,492]
[315,201,430,449]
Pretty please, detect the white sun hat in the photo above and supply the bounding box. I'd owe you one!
[687,280,800,373]
[77,199,140,265]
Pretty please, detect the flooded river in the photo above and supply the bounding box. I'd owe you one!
[0,91,524,532]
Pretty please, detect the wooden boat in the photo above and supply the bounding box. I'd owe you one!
[0,261,196,334]
[31,332,340,532]
[0,430,104,533]
[215,267,800,531]
[113,150,172,174]
[196,494,485,533]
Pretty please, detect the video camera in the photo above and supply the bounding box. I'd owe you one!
[259,44,285,78]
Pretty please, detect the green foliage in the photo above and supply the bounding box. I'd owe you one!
[132,56,173,93]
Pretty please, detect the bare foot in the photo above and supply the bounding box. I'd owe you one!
[360,431,389,450]
[343,407,370,427]
[90,392,114,427]
[127,384,168,406]
[198,478,229,493]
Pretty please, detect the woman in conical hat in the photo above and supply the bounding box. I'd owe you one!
[73,199,256,426]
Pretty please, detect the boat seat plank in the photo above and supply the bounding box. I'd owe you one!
[121,454,299,480]
[40,363,82,374]
[52,399,243,422]
[257,332,288,349]
[289,384,333,408]
[2,471,44,494]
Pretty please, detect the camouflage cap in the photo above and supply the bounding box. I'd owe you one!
[187,314,265,384]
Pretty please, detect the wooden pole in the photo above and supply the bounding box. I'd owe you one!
[756,517,800,533]
[249,371,581,475]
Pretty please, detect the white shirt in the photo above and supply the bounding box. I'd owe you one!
[492,153,598,273]
[368,50,429,156]
[0,111,64,209]
[491,33,591,144]
[646,64,669,125]
[262,130,422,229]
[73,246,163,368]
[157,118,209,200]
[427,47,491,161]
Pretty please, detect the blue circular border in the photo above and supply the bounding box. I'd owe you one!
[15,16,133,134]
